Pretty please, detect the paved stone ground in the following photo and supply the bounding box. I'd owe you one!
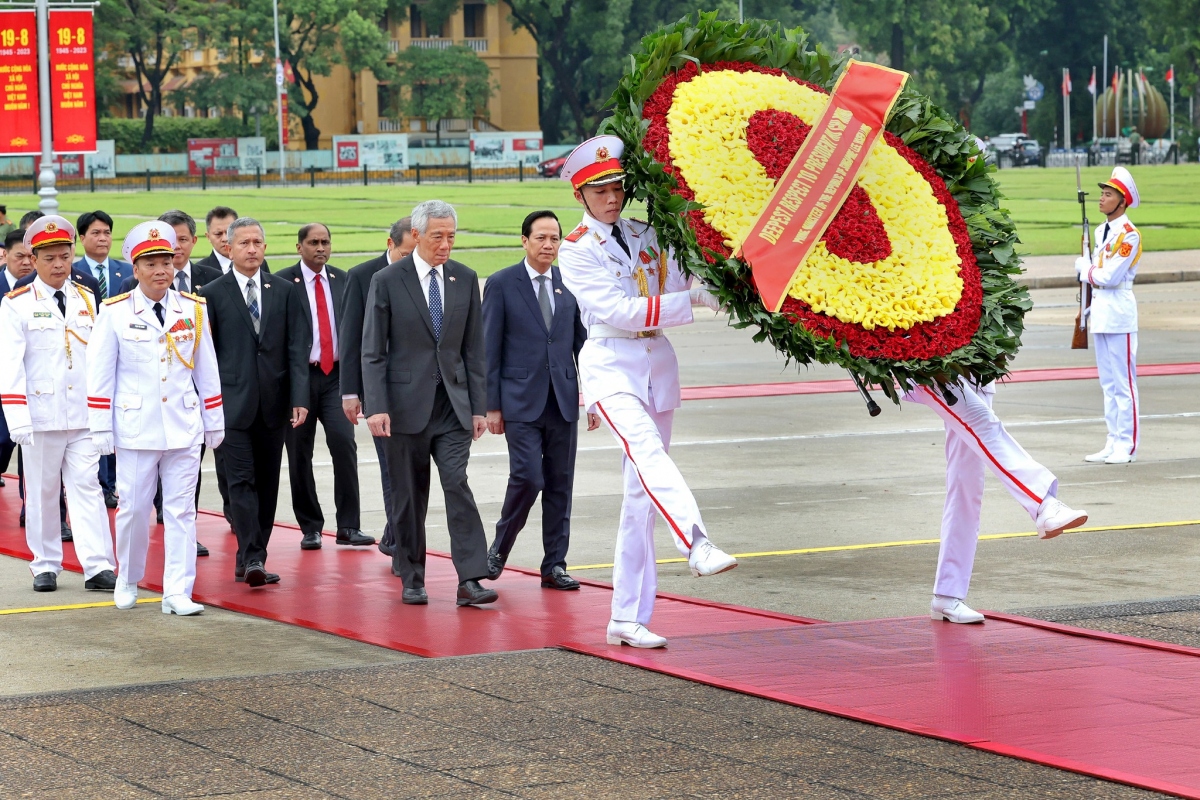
[4,597,1194,799]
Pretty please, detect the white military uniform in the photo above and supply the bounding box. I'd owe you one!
[0,277,116,580]
[904,381,1057,600]
[559,210,710,625]
[88,275,223,602]
[1083,214,1141,459]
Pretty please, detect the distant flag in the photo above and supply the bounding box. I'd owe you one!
[1166,65,1175,87]
[1062,70,1072,96]
[1112,67,1120,93]
[1087,67,1097,96]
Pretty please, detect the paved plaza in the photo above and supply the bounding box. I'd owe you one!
[3,281,1200,798]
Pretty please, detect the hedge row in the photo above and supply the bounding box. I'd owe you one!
[99,117,278,154]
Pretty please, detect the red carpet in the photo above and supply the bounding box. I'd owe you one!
[678,361,1200,401]
[0,485,814,657]
[566,616,1200,799]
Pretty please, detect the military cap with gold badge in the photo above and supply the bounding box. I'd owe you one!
[122,219,177,264]
[560,135,626,189]
[23,214,76,251]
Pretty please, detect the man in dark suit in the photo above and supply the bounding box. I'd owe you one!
[199,218,310,587]
[197,206,269,274]
[362,200,496,607]
[74,210,132,300]
[483,211,596,590]
[277,223,373,550]
[339,217,414,558]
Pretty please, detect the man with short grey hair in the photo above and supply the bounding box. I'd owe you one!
[200,217,311,587]
[339,216,415,557]
[361,201,495,606]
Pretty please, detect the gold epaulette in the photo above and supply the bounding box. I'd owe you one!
[5,285,31,300]
[103,292,132,305]
[180,291,206,304]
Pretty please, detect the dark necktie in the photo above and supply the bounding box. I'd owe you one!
[94,265,107,299]
[54,290,65,317]
[176,270,189,293]
[1102,223,1110,246]
[153,302,164,326]
[428,268,442,383]
[536,275,552,330]
[245,280,260,334]
[610,224,631,258]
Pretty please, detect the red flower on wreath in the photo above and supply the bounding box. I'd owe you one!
[640,61,982,360]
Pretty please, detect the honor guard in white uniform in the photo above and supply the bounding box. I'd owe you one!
[557,135,737,648]
[904,380,1089,622]
[1076,167,1142,464]
[88,221,225,616]
[0,216,117,592]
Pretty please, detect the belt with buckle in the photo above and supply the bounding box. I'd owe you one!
[588,323,662,340]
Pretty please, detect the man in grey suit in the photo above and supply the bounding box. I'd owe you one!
[361,200,497,607]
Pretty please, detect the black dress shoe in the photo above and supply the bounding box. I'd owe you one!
[60,523,72,542]
[156,510,164,525]
[103,492,118,509]
[541,566,580,591]
[19,509,25,527]
[486,540,506,581]
[243,562,267,587]
[300,531,323,550]
[336,528,376,546]
[0,475,6,487]
[84,569,117,591]
[196,542,209,557]
[33,572,57,592]
[235,568,279,584]
[378,540,395,557]
[402,587,428,605]
[456,579,498,607]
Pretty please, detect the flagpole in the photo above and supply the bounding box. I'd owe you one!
[1102,35,1108,138]
[1090,67,1097,143]
[1062,68,1070,150]
[1169,64,1176,144]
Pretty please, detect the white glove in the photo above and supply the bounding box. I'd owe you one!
[1074,256,1090,276]
[92,431,114,456]
[688,284,723,312]
[204,430,225,450]
[10,428,33,447]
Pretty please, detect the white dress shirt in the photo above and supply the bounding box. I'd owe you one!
[232,267,262,305]
[3,268,20,290]
[84,254,110,284]
[300,261,339,363]
[525,258,555,314]
[412,250,445,313]
[216,252,232,273]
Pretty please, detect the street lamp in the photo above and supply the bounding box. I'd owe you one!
[35,0,57,213]
[273,0,285,180]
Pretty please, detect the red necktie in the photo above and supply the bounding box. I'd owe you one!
[314,274,334,375]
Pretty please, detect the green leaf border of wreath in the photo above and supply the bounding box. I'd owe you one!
[599,12,1031,403]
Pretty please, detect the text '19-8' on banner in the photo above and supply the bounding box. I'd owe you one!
[49,9,96,153]
[737,60,908,313]
[0,10,40,156]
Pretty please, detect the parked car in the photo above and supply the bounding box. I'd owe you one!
[538,155,567,177]
[1010,139,1042,166]
[989,132,1028,154]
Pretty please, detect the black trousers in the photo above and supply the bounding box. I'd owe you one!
[374,434,396,548]
[221,412,287,568]
[383,384,488,589]
[493,387,577,575]
[285,363,360,534]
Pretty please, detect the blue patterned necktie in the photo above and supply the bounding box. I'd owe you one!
[95,263,107,299]
[245,279,260,334]
[428,268,442,383]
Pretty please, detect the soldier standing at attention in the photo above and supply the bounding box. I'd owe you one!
[0,216,117,592]
[1077,167,1142,465]
[556,135,737,649]
[88,221,225,615]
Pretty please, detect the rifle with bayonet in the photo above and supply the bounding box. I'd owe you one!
[1072,164,1093,350]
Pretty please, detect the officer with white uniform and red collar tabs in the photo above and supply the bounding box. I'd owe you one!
[1076,167,1142,465]
[905,379,1090,623]
[557,135,737,649]
[0,216,117,592]
[88,221,225,616]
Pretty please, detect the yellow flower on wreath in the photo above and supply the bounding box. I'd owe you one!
[666,69,963,332]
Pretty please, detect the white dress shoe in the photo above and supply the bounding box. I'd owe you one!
[114,577,138,610]
[1084,445,1114,463]
[1035,497,1088,540]
[606,621,667,648]
[931,597,985,624]
[1104,451,1136,464]
[688,539,737,577]
[162,595,204,616]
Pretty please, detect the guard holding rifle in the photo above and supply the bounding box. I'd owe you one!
[1075,167,1141,465]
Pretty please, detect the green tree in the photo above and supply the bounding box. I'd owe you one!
[388,44,495,144]
[1142,0,1200,125]
[98,0,206,147]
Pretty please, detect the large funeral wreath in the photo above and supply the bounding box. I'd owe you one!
[601,13,1030,401]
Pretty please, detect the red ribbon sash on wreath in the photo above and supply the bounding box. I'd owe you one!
[737,60,908,313]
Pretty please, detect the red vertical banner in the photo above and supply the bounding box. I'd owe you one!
[49,9,96,152]
[0,10,41,155]
[280,92,289,147]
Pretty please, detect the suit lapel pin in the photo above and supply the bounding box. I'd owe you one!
[448,276,456,282]
[294,277,301,283]
[554,288,562,294]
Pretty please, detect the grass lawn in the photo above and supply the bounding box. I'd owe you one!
[3,163,1197,276]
